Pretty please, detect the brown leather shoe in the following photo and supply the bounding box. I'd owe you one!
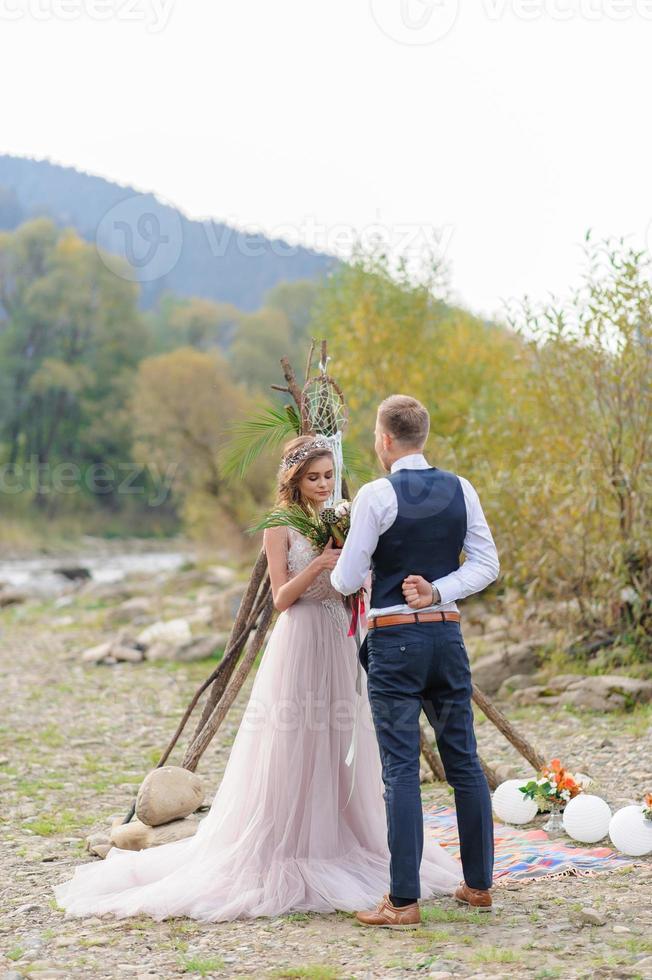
[454,881,493,911]
[355,894,421,929]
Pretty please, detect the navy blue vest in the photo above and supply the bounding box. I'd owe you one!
[370,467,467,610]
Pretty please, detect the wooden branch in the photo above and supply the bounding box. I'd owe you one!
[472,684,546,772]
[279,356,304,417]
[305,338,316,382]
[189,563,271,742]
[419,725,446,781]
[182,594,276,772]
[478,754,499,791]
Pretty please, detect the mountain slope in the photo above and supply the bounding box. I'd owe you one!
[0,154,337,311]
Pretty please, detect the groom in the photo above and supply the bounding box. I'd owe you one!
[330,394,500,927]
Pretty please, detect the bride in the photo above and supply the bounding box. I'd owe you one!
[53,435,463,922]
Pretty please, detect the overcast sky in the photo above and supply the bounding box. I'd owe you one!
[2,0,651,321]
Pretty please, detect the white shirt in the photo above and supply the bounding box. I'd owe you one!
[330,452,500,617]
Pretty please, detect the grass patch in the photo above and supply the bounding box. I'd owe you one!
[421,906,494,926]
[24,809,95,837]
[619,702,652,736]
[621,937,652,954]
[412,928,452,943]
[6,947,24,961]
[271,968,341,980]
[414,928,454,951]
[472,945,520,963]
[37,725,66,748]
[180,955,226,975]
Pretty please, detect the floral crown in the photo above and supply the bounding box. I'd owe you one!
[280,436,332,471]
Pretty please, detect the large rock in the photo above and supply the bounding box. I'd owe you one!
[0,589,28,607]
[81,636,145,665]
[105,596,155,626]
[206,565,237,587]
[137,618,192,647]
[511,686,561,707]
[86,832,113,858]
[135,766,204,827]
[497,673,538,698]
[110,816,199,851]
[81,641,113,664]
[470,642,540,694]
[535,673,581,691]
[502,673,652,712]
[111,644,145,663]
[144,631,227,662]
[186,605,215,628]
[559,675,652,712]
[173,632,229,663]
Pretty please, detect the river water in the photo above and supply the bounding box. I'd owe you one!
[0,551,192,598]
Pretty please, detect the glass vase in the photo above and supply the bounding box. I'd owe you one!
[543,800,564,836]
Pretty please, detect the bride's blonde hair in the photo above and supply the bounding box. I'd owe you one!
[275,435,333,514]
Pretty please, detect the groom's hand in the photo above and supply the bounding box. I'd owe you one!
[402,575,440,609]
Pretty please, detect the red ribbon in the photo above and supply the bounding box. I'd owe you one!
[347,589,366,637]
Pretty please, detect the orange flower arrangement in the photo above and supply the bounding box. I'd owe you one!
[643,792,652,821]
[520,757,583,808]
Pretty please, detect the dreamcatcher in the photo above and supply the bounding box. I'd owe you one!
[300,351,349,508]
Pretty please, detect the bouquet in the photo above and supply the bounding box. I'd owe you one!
[519,758,583,810]
[247,499,351,548]
[248,500,364,636]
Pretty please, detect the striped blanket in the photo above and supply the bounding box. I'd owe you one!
[423,803,639,884]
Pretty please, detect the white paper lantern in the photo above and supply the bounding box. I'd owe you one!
[492,779,538,825]
[608,805,652,856]
[562,793,611,843]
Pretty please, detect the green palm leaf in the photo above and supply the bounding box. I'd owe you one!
[246,503,329,547]
[220,403,302,480]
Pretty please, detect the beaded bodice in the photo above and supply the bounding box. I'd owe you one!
[286,526,349,630]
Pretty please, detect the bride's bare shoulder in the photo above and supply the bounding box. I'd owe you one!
[263,525,290,552]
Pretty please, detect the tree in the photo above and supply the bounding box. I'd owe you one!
[150,294,241,354]
[228,308,291,391]
[130,347,275,544]
[505,234,652,650]
[0,219,147,509]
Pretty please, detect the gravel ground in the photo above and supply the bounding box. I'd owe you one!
[1,579,651,980]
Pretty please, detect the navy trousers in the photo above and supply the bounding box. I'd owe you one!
[361,618,494,898]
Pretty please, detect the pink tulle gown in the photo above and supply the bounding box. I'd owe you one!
[53,526,463,921]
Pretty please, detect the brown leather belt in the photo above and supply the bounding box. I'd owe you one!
[367,611,461,629]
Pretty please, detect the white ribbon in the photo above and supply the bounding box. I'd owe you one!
[323,430,344,508]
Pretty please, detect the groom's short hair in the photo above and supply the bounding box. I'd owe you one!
[377,394,430,447]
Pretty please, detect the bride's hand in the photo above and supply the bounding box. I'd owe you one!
[313,538,341,572]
